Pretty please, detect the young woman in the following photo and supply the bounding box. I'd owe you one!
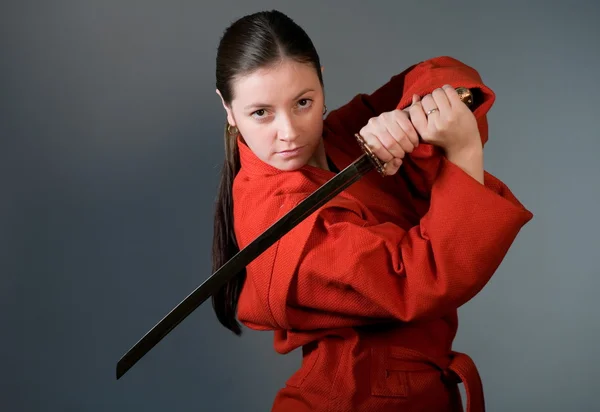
[211,10,532,412]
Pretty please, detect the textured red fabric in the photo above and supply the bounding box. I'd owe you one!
[233,56,533,412]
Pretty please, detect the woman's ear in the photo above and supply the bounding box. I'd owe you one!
[216,89,236,127]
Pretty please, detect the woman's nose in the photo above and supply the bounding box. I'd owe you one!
[277,114,300,141]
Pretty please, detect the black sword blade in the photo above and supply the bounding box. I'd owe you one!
[116,153,376,379]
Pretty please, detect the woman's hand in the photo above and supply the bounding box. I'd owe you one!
[356,103,420,176]
[408,84,482,155]
[409,85,484,183]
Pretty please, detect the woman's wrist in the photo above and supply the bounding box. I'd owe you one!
[444,141,484,184]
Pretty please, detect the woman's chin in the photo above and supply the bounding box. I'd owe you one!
[270,157,310,172]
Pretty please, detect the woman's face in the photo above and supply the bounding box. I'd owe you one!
[218,59,325,171]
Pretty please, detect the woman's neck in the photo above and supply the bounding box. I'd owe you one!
[307,138,333,171]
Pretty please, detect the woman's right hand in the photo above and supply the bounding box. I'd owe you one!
[356,98,421,176]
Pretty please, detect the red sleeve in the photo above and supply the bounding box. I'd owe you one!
[268,158,533,330]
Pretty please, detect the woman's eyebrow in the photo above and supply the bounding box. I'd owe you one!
[243,88,315,110]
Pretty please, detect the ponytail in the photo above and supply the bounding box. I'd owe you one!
[211,123,245,335]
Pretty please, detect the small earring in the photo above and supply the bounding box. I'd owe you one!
[323,105,327,115]
[227,124,238,136]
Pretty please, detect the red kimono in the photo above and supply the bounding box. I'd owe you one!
[233,56,533,412]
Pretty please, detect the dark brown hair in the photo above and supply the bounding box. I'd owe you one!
[212,10,324,335]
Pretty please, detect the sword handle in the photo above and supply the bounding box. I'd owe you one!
[355,87,475,177]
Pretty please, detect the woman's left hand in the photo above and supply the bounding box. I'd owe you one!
[408,84,482,155]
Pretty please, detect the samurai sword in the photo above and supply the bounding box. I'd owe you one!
[116,87,475,380]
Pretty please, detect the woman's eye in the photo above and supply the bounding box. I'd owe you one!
[251,109,266,118]
[298,98,312,108]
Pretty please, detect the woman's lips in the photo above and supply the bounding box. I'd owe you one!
[277,146,304,158]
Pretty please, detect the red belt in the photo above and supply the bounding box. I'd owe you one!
[444,350,485,412]
[386,347,485,412]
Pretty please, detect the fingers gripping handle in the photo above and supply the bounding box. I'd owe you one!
[355,87,475,176]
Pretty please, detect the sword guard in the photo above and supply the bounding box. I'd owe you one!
[354,132,386,176]
[355,87,474,177]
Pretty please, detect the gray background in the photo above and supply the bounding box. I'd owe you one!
[2,0,598,411]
